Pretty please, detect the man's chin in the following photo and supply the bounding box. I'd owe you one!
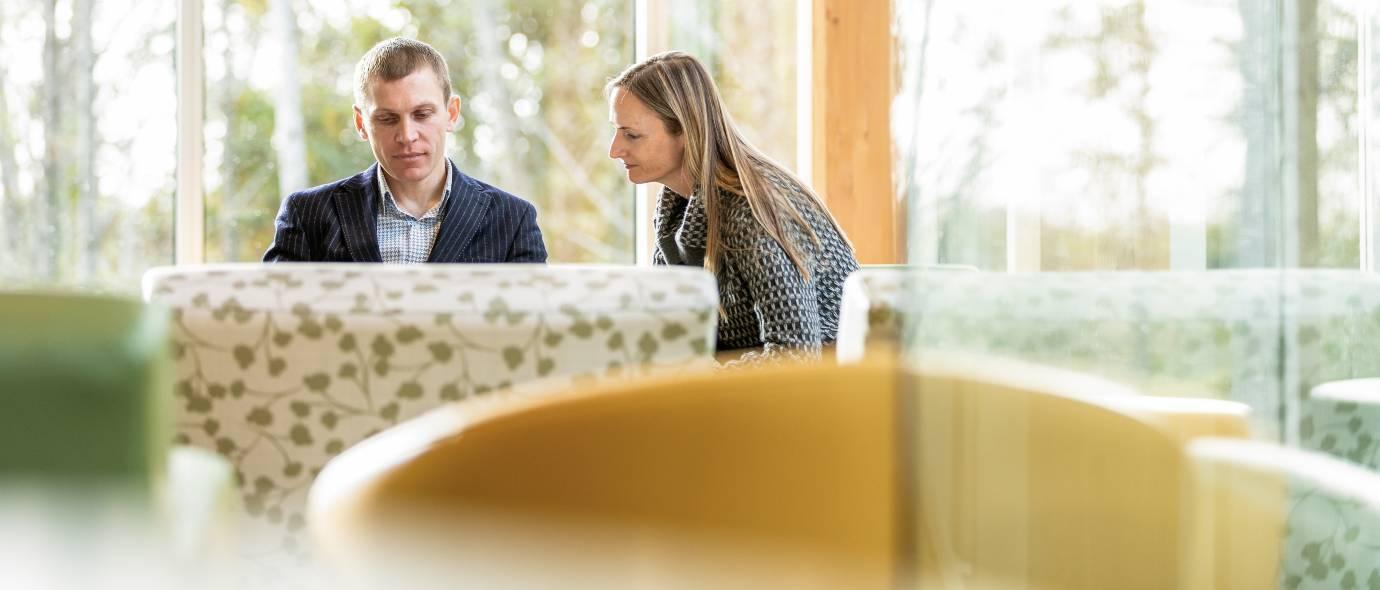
[384,162,440,183]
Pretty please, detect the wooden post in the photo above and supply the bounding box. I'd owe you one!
[810,0,899,264]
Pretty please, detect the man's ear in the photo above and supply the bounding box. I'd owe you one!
[446,95,461,131]
[353,105,369,140]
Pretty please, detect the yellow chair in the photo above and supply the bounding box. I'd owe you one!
[309,355,1250,589]
[1180,438,1380,590]
[907,354,1250,590]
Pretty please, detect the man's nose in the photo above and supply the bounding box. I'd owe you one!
[397,118,419,143]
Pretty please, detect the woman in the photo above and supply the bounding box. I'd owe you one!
[606,51,860,366]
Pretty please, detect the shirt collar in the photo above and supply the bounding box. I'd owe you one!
[378,158,453,218]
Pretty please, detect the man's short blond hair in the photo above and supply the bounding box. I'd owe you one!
[354,37,453,106]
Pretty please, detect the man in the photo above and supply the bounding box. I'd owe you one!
[264,37,547,263]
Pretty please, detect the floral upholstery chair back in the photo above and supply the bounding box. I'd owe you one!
[838,268,1380,443]
[1183,439,1380,590]
[143,263,717,560]
[1302,379,1380,472]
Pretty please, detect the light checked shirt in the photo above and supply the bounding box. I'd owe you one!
[376,160,452,264]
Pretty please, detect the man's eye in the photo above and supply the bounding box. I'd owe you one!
[416,112,431,120]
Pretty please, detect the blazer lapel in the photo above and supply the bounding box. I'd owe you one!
[334,164,383,262]
[427,162,494,263]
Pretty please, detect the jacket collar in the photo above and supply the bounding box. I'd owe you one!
[427,160,494,262]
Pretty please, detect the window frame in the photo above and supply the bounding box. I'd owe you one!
[173,0,865,267]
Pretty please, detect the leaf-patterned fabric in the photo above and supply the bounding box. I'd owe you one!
[142,263,718,562]
[1279,473,1380,590]
[1303,381,1380,472]
[839,268,1380,443]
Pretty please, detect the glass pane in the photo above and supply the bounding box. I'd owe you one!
[0,0,176,290]
[666,1,798,171]
[1314,0,1360,268]
[898,0,1360,271]
[205,0,635,263]
[895,1,1376,588]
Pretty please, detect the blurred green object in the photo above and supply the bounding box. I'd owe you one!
[0,292,170,492]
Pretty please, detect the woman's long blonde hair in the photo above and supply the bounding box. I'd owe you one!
[607,51,851,280]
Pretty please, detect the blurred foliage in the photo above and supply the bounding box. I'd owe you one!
[205,0,638,264]
[900,0,1364,271]
[0,0,801,290]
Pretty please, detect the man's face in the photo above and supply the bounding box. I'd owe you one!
[354,68,460,189]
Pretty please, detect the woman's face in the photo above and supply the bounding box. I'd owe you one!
[608,87,687,192]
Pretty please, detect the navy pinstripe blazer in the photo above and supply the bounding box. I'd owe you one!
[263,162,547,263]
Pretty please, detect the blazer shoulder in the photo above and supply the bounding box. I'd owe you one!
[287,170,369,205]
[460,172,537,215]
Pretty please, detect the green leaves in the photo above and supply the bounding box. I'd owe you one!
[297,318,323,339]
[661,322,687,340]
[484,297,530,325]
[303,373,331,392]
[690,338,709,355]
[185,394,212,414]
[595,315,613,331]
[428,342,453,362]
[502,347,525,369]
[397,382,424,399]
[571,320,594,338]
[289,424,313,446]
[246,407,274,426]
[233,345,256,369]
[396,325,424,344]
[371,335,395,357]
[638,333,659,357]
[380,402,400,421]
[1321,434,1338,451]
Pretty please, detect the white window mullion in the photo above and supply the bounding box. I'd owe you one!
[176,0,204,265]
[796,0,813,189]
[1362,3,1377,272]
[632,0,669,266]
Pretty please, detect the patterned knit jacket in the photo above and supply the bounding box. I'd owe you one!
[653,170,859,366]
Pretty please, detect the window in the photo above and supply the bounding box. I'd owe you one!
[0,0,176,290]
[1,0,806,283]
[664,1,799,171]
[205,0,636,264]
[897,0,1364,271]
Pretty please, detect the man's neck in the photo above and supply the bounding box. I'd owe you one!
[384,164,447,217]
